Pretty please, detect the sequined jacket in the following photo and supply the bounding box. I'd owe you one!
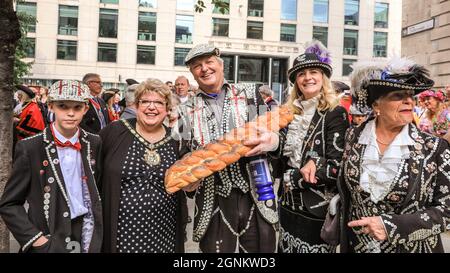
[0,127,103,253]
[176,83,278,242]
[338,121,450,253]
[279,106,349,218]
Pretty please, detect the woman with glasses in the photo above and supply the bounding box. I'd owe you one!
[338,57,450,253]
[99,78,188,253]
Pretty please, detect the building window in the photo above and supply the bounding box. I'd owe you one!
[221,55,235,82]
[212,18,229,37]
[139,0,157,8]
[174,48,190,66]
[213,0,229,14]
[247,21,263,39]
[343,59,356,76]
[137,45,155,64]
[138,12,156,41]
[280,24,296,42]
[25,38,35,58]
[373,31,388,57]
[100,0,119,4]
[16,2,37,33]
[248,0,264,17]
[281,0,297,20]
[344,29,358,55]
[238,57,268,82]
[271,58,288,101]
[313,0,328,23]
[374,2,389,28]
[99,9,118,38]
[177,0,194,11]
[58,5,78,36]
[57,40,77,60]
[313,26,328,47]
[98,43,117,62]
[344,0,359,26]
[176,15,193,44]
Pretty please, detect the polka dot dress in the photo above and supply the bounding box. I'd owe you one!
[116,137,178,253]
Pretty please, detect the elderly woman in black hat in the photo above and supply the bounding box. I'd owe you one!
[337,57,450,253]
[277,41,349,253]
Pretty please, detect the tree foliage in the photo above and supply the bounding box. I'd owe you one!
[14,10,35,85]
[195,0,229,14]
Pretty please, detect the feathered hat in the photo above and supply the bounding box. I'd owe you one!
[288,40,332,83]
[350,56,434,110]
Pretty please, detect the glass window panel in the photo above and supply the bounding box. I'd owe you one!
[271,58,288,101]
[25,38,35,58]
[374,2,389,28]
[373,31,388,57]
[313,26,328,47]
[280,24,296,42]
[343,59,356,76]
[139,0,157,8]
[213,0,229,14]
[313,0,328,23]
[177,0,194,11]
[16,2,37,33]
[137,45,156,64]
[212,18,229,37]
[238,57,268,82]
[247,21,263,39]
[99,9,118,38]
[57,40,77,60]
[281,0,297,20]
[343,29,358,55]
[98,43,117,62]
[100,0,119,3]
[248,0,264,17]
[176,15,193,44]
[344,0,359,26]
[138,12,156,41]
[58,5,78,36]
[221,55,235,82]
[174,47,190,66]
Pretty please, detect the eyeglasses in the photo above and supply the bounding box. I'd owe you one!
[138,99,166,108]
[384,90,414,101]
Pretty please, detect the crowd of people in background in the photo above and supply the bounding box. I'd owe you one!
[2,40,450,254]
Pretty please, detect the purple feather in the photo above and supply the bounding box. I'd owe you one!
[305,41,332,64]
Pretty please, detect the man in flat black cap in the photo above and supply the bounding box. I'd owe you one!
[174,44,279,253]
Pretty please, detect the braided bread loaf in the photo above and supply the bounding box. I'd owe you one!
[164,105,294,194]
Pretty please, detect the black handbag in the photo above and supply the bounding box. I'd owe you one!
[320,194,341,246]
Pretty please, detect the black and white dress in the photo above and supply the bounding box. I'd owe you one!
[116,134,178,253]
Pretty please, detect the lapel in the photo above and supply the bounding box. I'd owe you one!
[404,125,425,201]
[301,110,325,155]
[79,129,101,207]
[343,123,367,187]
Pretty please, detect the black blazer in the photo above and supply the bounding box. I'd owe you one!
[279,105,349,218]
[0,127,103,253]
[80,97,110,134]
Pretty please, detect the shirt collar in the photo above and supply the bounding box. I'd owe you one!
[52,123,79,145]
[358,120,414,146]
[196,80,231,99]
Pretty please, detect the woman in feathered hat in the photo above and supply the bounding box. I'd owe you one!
[417,89,450,141]
[277,40,349,253]
[337,57,450,253]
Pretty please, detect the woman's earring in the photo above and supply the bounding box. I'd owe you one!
[376,111,381,116]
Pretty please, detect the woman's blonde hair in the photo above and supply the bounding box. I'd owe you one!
[135,78,173,111]
[286,70,339,115]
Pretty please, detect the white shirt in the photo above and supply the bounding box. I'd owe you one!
[358,120,414,203]
[52,123,88,219]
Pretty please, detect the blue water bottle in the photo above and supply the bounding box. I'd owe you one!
[249,157,275,201]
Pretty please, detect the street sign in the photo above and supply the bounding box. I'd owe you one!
[402,18,435,37]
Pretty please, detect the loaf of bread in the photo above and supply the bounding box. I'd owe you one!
[164,105,294,194]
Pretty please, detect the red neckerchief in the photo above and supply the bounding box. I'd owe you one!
[50,123,81,151]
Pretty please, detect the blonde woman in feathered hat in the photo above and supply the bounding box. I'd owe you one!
[277,40,349,253]
[337,57,450,253]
